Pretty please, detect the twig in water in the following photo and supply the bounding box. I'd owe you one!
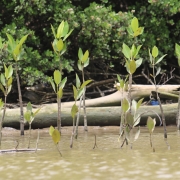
[93,135,98,149]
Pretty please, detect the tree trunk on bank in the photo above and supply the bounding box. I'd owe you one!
[2,85,180,129]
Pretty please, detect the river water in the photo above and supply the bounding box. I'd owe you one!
[0,126,180,180]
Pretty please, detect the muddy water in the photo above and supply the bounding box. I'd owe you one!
[0,126,180,180]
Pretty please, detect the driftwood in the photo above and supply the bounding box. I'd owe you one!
[2,85,180,129]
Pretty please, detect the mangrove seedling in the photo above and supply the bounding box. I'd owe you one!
[49,126,62,156]
[51,20,73,73]
[0,64,13,147]
[6,33,29,135]
[148,46,168,139]
[147,116,156,152]
[175,43,180,130]
[77,48,90,131]
[24,102,41,148]
[74,74,92,139]
[70,73,92,146]
[49,70,67,133]
[122,17,143,112]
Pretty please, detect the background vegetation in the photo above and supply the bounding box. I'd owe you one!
[0,0,180,91]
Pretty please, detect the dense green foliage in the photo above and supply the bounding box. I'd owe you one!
[0,0,180,86]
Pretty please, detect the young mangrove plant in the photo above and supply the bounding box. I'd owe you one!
[118,17,143,148]
[70,73,92,147]
[6,33,29,135]
[0,64,13,147]
[49,70,67,133]
[147,116,156,152]
[24,102,41,148]
[49,126,62,156]
[175,43,180,130]
[72,74,92,140]
[77,48,90,131]
[147,46,168,139]
[51,20,73,73]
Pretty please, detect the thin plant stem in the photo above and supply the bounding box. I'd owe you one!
[35,129,39,152]
[57,97,61,133]
[82,68,88,131]
[93,135,98,149]
[28,123,31,148]
[0,95,7,148]
[75,96,83,139]
[56,144,62,156]
[15,63,24,135]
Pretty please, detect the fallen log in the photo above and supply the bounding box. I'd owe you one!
[3,103,178,129]
[2,85,180,129]
[61,84,180,107]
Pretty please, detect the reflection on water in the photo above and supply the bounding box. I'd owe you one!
[0,126,180,180]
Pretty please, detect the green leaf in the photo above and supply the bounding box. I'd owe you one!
[122,43,131,60]
[27,102,32,111]
[73,85,78,100]
[126,26,134,36]
[7,85,12,94]
[147,116,156,134]
[175,43,180,57]
[133,45,142,59]
[80,80,92,89]
[122,98,129,112]
[34,108,41,116]
[0,74,6,86]
[0,83,5,94]
[59,77,67,89]
[152,46,158,58]
[62,21,69,37]
[7,77,13,87]
[6,33,15,48]
[7,65,13,79]
[78,48,83,60]
[134,114,141,127]
[149,49,153,64]
[137,98,144,109]
[60,41,67,55]
[4,64,9,80]
[155,54,167,65]
[71,104,78,118]
[126,112,134,127]
[81,50,89,63]
[133,27,144,37]
[63,29,73,41]
[134,126,140,141]
[18,34,28,47]
[57,21,64,38]
[117,74,124,89]
[49,126,55,136]
[24,110,32,123]
[77,60,83,71]
[51,24,56,38]
[135,58,143,68]
[49,77,56,93]
[54,70,61,85]
[77,88,84,100]
[132,99,137,112]
[52,129,61,144]
[57,87,63,99]
[56,39,64,52]
[75,73,81,89]
[156,67,161,76]
[129,60,136,74]
[131,17,139,33]
[0,98,4,110]
[83,58,89,68]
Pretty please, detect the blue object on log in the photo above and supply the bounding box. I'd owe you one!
[150,100,159,106]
